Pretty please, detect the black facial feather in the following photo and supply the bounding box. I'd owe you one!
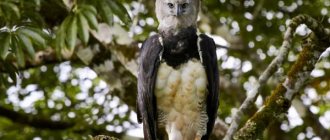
[160,26,200,68]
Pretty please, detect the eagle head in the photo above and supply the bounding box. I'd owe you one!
[156,0,200,34]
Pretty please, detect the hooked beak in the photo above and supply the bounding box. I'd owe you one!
[175,5,183,16]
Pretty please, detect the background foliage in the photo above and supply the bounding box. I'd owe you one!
[0,0,330,139]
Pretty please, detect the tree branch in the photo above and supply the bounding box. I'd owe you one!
[0,99,125,137]
[223,14,296,140]
[251,0,265,22]
[0,106,74,129]
[233,15,330,139]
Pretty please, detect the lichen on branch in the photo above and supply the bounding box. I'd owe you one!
[233,15,330,139]
[224,14,304,140]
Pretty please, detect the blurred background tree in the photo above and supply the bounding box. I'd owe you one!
[0,0,330,140]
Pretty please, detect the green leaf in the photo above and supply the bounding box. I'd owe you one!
[0,33,10,60]
[107,0,131,24]
[19,28,46,48]
[26,27,50,41]
[66,15,77,50]
[54,26,67,57]
[1,2,20,19]
[98,0,113,25]
[13,36,25,67]
[55,15,73,50]
[17,34,35,59]
[82,10,98,31]
[80,5,97,15]
[77,12,89,45]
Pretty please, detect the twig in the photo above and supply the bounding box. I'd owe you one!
[251,0,265,22]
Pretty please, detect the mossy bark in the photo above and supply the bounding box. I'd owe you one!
[234,25,330,139]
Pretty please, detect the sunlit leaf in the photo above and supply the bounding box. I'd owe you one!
[82,10,98,31]
[98,0,113,25]
[80,5,97,15]
[19,28,46,48]
[55,15,73,51]
[107,0,131,24]
[26,27,50,41]
[17,33,35,59]
[77,12,89,45]
[66,15,77,50]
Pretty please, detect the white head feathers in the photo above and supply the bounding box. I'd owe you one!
[155,0,200,33]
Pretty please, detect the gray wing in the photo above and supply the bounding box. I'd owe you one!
[137,35,162,140]
[199,34,220,140]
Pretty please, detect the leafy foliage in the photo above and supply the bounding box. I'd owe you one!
[0,26,49,66]
[0,0,134,139]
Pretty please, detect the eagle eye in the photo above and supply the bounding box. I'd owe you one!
[182,3,188,9]
[167,3,174,8]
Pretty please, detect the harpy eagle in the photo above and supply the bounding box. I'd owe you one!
[137,0,219,139]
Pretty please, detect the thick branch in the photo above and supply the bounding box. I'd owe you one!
[224,14,330,140]
[234,31,330,139]
[223,15,296,140]
[0,106,74,129]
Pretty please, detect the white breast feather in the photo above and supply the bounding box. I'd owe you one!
[155,59,208,140]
